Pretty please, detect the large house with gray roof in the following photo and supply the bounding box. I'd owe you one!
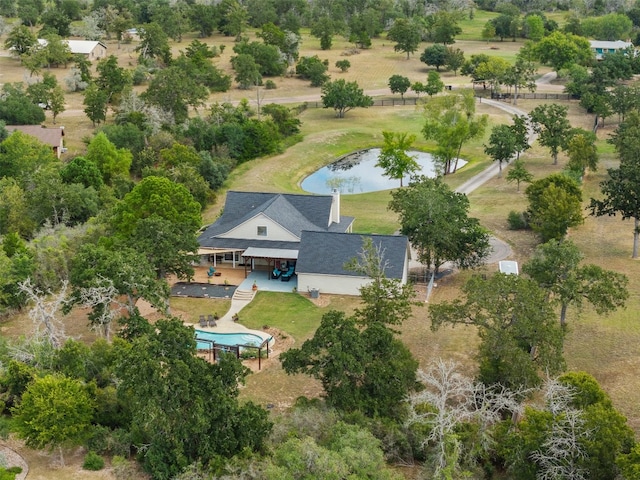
[197,190,409,295]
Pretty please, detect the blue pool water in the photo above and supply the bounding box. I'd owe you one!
[195,330,270,350]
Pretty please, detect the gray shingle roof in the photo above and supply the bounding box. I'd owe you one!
[198,191,353,247]
[296,231,408,279]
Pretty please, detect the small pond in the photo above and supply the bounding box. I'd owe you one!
[301,148,467,194]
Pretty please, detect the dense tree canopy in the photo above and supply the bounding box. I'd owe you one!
[12,374,94,466]
[430,273,565,390]
[532,31,594,73]
[0,83,46,125]
[110,176,201,279]
[116,317,272,479]
[526,174,583,241]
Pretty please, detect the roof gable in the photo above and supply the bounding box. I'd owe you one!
[296,231,408,279]
[217,211,300,242]
[198,191,346,245]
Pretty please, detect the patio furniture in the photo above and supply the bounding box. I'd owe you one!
[207,266,216,277]
[207,314,217,327]
[281,266,295,281]
[271,267,281,279]
[199,315,207,327]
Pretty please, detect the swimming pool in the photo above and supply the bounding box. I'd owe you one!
[195,330,271,350]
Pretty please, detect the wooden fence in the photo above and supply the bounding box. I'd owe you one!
[488,92,578,101]
[303,97,421,108]
[301,90,576,109]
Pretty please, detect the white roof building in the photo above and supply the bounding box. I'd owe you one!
[37,39,107,60]
[589,40,634,60]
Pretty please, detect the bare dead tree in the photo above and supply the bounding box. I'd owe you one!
[407,360,526,478]
[531,378,589,480]
[344,236,390,278]
[17,278,68,349]
[76,276,123,342]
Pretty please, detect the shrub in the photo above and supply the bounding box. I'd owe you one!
[83,451,105,471]
[87,425,110,454]
[507,210,528,230]
[335,59,351,72]
[131,66,148,86]
[265,80,277,89]
[87,426,132,457]
[0,466,23,480]
[112,455,137,480]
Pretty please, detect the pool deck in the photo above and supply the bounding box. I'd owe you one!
[173,267,297,347]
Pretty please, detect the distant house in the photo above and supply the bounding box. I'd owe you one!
[66,40,107,59]
[37,39,107,60]
[589,40,634,60]
[197,190,410,295]
[5,125,65,159]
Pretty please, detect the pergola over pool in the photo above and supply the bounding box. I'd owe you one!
[195,330,272,370]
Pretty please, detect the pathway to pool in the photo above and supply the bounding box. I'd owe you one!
[192,270,297,346]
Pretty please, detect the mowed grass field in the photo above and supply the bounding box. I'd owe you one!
[1,18,639,474]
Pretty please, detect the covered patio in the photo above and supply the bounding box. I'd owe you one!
[240,270,298,293]
[241,246,298,283]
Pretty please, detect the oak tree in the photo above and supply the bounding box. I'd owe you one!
[526,174,583,241]
[590,112,640,258]
[528,103,572,165]
[389,176,490,273]
[321,79,373,118]
[523,239,628,327]
[430,273,565,390]
[387,18,421,59]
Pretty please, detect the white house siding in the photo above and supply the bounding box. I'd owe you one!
[218,213,299,242]
[401,250,409,284]
[90,43,107,59]
[296,273,373,296]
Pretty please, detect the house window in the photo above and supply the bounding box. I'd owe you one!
[257,226,267,236]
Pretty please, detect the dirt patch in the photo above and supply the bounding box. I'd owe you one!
[243,327,295,373]
[306,292,331,308]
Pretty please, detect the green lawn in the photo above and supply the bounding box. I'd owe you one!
[238,291,359,343]
[170,297,231,324]
[457,9,499,41]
